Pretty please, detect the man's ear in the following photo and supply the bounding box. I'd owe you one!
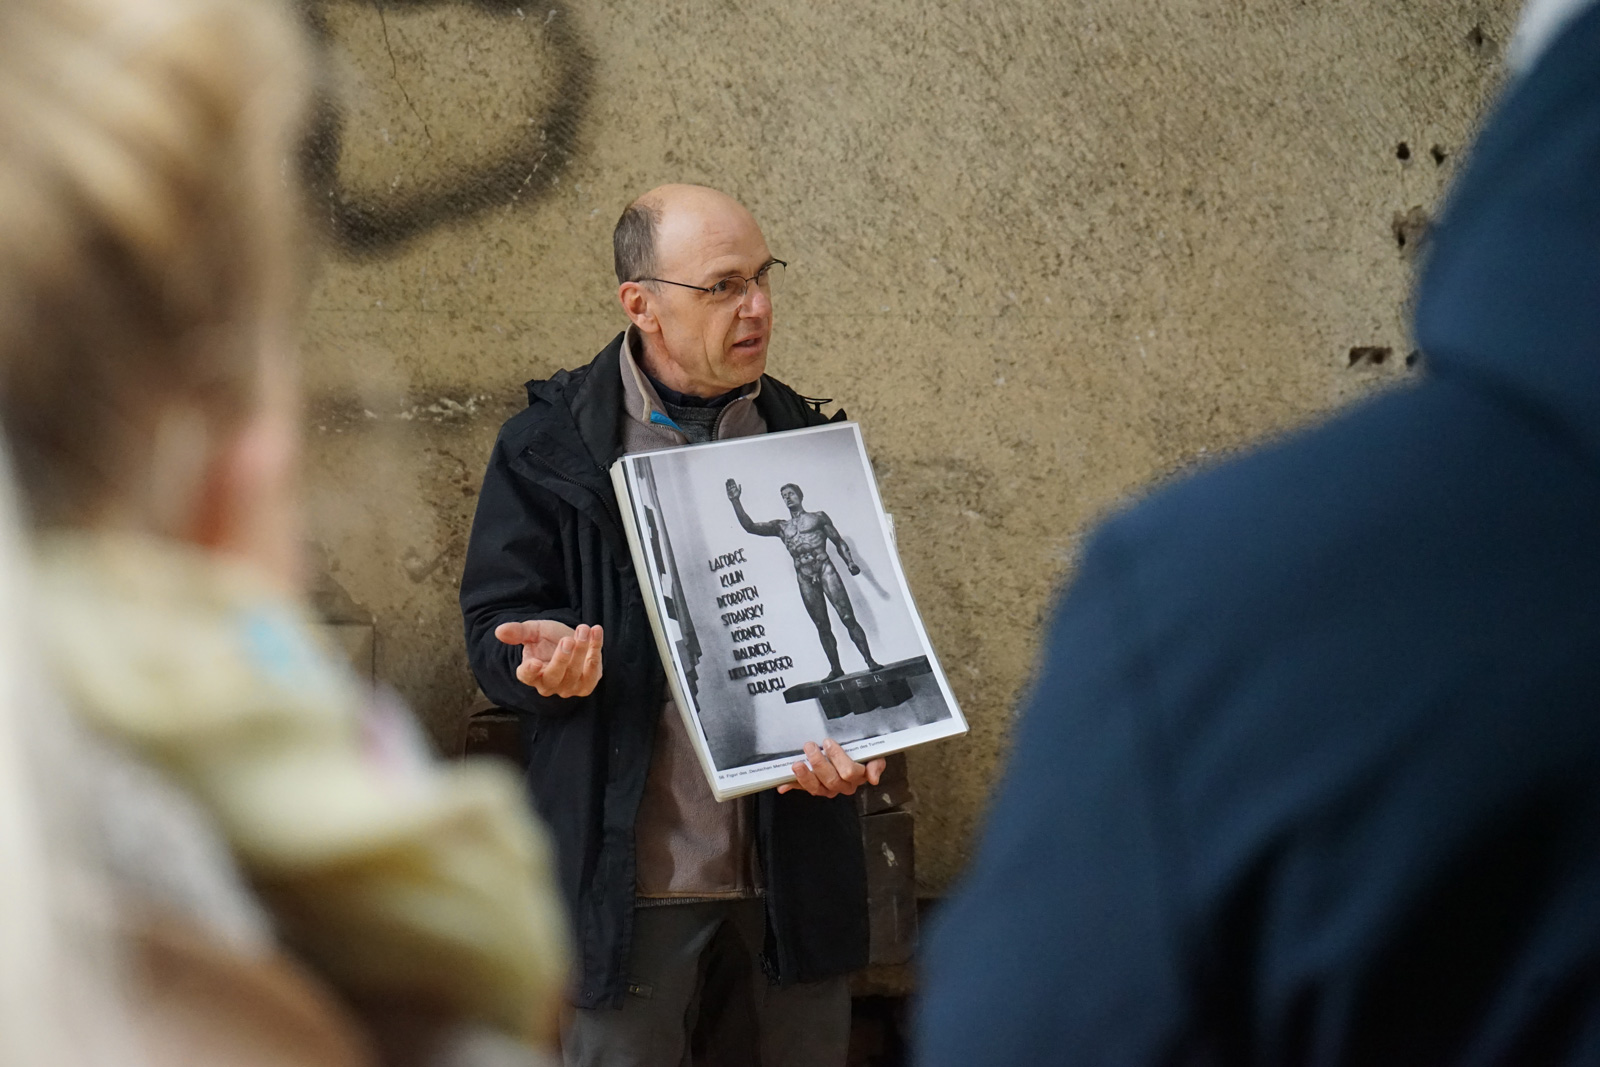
[618,282,660,336]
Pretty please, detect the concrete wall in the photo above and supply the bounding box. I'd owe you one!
[301,0,1521,893]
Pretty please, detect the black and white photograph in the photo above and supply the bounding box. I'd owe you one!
[612,422,966,799]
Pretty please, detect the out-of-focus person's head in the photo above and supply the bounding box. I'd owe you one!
[0,1,316,1061]
[614,184,779,397]
[0,0,311,583]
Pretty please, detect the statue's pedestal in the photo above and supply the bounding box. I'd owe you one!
[784,656,933,719]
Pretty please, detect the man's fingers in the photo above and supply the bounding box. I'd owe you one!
[866,758,887,786]
[805,742,845,793]
[508,625,603,698]
[777,742,878,799]
[541,637,577,691]
[496,619,574,649]
[576,626,605,696]
[824,740,868,789]
[516,656,546,688]
[823,740,862,776]
[789,758,823,796]
[516,652,565,697]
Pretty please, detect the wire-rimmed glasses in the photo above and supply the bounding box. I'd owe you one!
[635,258,786,304]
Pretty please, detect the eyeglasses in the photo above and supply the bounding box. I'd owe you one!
[635,259,786,304]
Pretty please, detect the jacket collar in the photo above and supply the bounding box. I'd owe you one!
[619,328,682,442]
[520,332,627,491]
[519,329,826,495]
[1414,2,1600,471]
[618,327,763,440]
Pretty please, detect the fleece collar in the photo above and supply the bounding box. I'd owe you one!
[618,327,763,441]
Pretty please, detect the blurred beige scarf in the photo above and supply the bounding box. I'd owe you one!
[34,532,571,1056]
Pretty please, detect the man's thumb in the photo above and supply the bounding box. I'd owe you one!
[495,620,535,645]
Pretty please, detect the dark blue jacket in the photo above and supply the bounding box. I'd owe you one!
[460,335,867,1008]
[918,10,1600,1065]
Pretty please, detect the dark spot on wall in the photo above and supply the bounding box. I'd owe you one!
[1405,349,1422,369]
[1466,24,1488,49]
[1396,141,1412,163]
[1348,346,1393,367]
[298,0,595,258]
[1392,205,1430,260]
[1430,144,1449,166]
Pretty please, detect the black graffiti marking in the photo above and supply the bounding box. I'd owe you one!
[299,0,594,257]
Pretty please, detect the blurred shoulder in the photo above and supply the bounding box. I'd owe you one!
[1088,376,1548,606]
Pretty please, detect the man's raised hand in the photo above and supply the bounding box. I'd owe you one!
[777,739,886,798]
[494,620,604,698]
[725,478,742,501]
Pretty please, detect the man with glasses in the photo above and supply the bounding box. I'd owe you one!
[461,184,878,1066]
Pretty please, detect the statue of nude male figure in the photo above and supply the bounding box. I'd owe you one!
[726,479,883,682]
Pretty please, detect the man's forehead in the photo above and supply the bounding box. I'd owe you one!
[653,200,771,277]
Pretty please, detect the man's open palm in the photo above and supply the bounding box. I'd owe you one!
[495,620,604,698]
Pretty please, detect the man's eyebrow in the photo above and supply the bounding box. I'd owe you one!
[697,256,777,283]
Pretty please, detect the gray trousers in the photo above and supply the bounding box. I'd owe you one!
[562,900,850,1067]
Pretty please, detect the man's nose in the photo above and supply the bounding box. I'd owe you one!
[740,283,772,318]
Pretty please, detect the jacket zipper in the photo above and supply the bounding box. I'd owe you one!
[712,393,758,439]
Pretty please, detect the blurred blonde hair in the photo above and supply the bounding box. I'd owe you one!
[0,0,312,1062]
[0,0,312,532]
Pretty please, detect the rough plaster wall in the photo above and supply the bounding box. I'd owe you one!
[300,0,1521,894]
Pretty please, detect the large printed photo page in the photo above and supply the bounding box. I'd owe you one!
[611,422,967,800]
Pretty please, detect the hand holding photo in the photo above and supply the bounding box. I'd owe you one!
[776,739,888,798]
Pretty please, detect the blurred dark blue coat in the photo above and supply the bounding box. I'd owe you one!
[918,9,1600,1065]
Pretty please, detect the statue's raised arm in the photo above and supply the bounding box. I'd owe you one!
[726,478,784,537]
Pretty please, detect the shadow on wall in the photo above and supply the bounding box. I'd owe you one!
[299,0,594,257]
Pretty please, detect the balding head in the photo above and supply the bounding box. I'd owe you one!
[613,184,758,284]
[614,184,779,397]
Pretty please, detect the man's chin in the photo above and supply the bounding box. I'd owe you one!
[727,339,769,378]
